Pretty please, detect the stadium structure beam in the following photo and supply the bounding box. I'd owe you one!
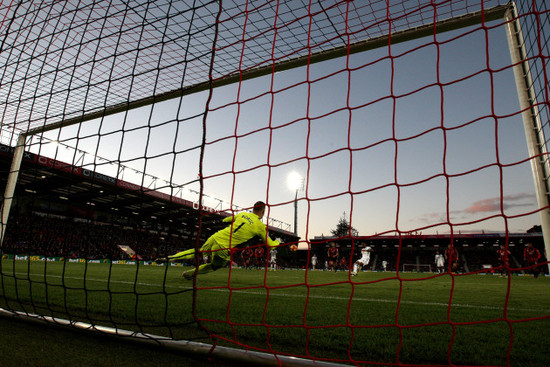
[0,134,26,246]
[505,2,550,274]
[0,308,347,367]
[23,4,510,137]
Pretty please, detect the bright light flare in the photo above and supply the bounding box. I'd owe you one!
[287,171,302,191]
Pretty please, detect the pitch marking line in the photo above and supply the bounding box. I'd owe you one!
[7,272,550,313]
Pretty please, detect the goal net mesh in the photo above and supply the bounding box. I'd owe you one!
[1,1,549,365]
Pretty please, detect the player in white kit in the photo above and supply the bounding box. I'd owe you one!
[269,248,277,270]
[351,243,373,276]
[311,253,318,270]
[435,250,445,273]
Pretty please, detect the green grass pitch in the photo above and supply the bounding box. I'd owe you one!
[1,259,549,366]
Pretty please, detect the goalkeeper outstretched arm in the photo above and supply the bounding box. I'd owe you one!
[263,232,280,248]
[256,222,280,249]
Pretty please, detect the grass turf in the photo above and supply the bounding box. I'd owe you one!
[0,316,237,367]
[1,259,549,366]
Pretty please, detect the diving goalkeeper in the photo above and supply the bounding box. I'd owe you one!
[167,201,280,279]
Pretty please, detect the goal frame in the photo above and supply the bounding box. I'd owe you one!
[505,3,550,274]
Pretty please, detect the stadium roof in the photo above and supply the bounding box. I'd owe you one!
[0,143,297,240]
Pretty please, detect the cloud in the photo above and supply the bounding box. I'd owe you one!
[414,193,536,224]
[464,198,501,213]
[415,210,462,224]
[464,193,536,214]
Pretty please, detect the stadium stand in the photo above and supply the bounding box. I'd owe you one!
[0,143,546,274]
[2,212,189,260]
[0,144,298,262]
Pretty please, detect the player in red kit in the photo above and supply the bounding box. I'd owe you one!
[444,245,459,273]
[338,255,347,271]
[496,244,511,276]
[241,247,253,269]
[523,242,541,279]
[327,242,339,272]
[254,246,265,269]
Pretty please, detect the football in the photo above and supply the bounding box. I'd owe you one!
[290,244,298,252]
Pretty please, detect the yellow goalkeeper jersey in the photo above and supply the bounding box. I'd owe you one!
[210,212,280,249]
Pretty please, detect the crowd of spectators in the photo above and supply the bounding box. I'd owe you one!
[2,213,191,261]
[1,213,547,275]
[1,212,293,266]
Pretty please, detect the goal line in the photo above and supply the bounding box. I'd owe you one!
[402,264,433,273]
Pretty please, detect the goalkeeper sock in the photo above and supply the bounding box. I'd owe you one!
[197,263,214,275]
[185,263,214,277]
[169,249,196,261]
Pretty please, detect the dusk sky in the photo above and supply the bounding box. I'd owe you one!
[20,10,541,241]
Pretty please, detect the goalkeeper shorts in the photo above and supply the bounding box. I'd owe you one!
[201,237,230,269]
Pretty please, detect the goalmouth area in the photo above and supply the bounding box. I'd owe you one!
[1,258,549,366]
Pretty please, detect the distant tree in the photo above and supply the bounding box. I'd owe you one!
[330,213,358,238]
[527,225,542,233]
